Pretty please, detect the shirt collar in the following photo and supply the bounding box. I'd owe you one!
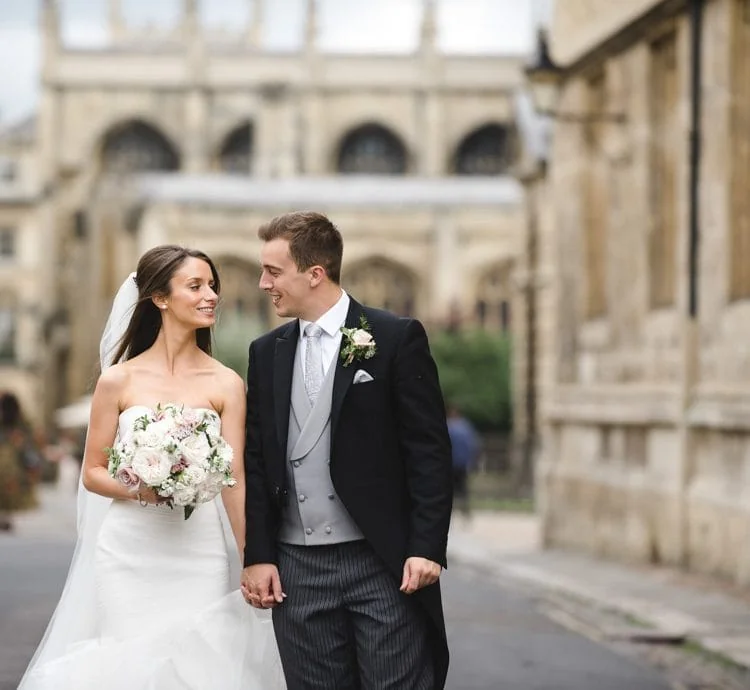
[299,290,350,338]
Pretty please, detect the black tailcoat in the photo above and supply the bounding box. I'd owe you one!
[244,298,453,688]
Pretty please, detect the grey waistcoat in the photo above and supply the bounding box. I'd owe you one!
[278,343,364,546]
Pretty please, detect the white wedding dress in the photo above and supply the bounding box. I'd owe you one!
[19,406,286,690]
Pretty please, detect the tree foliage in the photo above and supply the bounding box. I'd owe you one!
[430,330,512,432]
[212,313,268,381]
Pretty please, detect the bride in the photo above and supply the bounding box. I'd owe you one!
[18,245,286,689]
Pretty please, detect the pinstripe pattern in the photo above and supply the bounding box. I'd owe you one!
[273,541,434,690]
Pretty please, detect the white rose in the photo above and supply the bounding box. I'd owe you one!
[182,465,207,486]
[179,434,212,466]
[130,447,173,486]
[212,443,234,470]
[148,418,173,437]
[132,428,163,449]
[351,329,373,347]
[171,485,197,507]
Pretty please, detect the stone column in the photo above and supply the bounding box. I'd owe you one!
[183,0,210,172]
[430,211,458,323]
[247,0,263,48]
[108,0,126,43]
[417,0,443,176]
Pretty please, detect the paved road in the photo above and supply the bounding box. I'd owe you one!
[442,565,671,690]
[0,482,672,690]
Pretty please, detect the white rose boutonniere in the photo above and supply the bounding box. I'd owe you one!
[340,315,377,367]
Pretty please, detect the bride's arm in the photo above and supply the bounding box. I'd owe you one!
[81,365,140,501]
[219,370,247,556]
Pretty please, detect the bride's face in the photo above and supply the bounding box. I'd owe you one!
[160,257,218,328]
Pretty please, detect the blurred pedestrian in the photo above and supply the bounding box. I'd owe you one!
[0,392,43,522]
[0,430,23,531]
[447,404,480,518]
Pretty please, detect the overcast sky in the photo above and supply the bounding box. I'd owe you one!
[0,0,552,126]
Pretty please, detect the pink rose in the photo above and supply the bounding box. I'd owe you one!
[171,458,188,474]
[351,329,374,347]
[116,467,141,492]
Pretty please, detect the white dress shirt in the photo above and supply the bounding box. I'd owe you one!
[298,290,350,378]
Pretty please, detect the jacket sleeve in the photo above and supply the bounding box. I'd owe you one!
[243,340,277,567]
[393,318,453,568]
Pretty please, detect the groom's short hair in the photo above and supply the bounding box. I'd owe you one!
[258,211,343,284]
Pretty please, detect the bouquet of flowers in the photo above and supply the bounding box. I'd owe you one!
[105,404,236,519]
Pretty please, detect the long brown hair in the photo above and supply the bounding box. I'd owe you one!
[110,245,221,365]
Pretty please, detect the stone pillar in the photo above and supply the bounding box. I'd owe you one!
[247,0,263,47]
[417,0,443,176]
[182,0,210,172]
[108,0,126,43]
[301,3,324,175]
[301,90,325,174]
[430,211,458,323]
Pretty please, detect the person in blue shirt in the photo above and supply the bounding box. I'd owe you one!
[446,405,480,517]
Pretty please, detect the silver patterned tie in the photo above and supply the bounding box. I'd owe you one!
[304,323,324,404]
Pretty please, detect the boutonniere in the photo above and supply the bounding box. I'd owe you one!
[340,315,377,367]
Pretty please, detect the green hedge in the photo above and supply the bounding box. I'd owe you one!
[430,330,512,433]
[212,313,268,381]
[214,317,513,433]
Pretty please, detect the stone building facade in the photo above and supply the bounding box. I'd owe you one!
[0,0,526,426]
[532,0,750,585]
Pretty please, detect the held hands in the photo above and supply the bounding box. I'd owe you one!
[241,564,286,609]
[400,556,442,594]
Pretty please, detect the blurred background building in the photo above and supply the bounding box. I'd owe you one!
[0,0,534,429]
[522,0,750,586]
[14,0,749,591]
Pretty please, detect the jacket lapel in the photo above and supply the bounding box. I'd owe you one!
[273,320,299,459]
[331,299,364,437]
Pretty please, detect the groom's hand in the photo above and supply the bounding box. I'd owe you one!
[241,564,285,609]
[400,556,442,594]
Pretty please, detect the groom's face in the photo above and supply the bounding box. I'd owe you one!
[259,238,312,319]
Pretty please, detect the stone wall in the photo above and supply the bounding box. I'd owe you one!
[536,0,750,585]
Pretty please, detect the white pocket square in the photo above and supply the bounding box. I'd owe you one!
[353,369,374,384]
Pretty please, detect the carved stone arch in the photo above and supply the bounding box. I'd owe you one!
[452,123,514,175]
[98,118,180,175]
[213,257,270,326]
[474,262,513,331]
[216,121,254,174]
[336,123,408,175]
[0,289,17,361]
[343,257,417,316]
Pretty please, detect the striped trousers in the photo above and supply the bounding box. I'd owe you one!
[273,540,434,690]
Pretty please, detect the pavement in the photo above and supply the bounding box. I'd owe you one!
[448,511,750,673]
[12,469,750,676]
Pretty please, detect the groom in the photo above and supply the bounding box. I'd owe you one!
[242,211,453,689]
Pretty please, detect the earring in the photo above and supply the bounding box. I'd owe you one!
[160,304,167,310]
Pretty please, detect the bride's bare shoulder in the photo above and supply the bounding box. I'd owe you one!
[93,363,131,405]
[210,360,244,390]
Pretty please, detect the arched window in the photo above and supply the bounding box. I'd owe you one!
[101,120,179,174]
[475,264,511,331]
[337,124,407,175]
[344,258,416,316]
[454,124,513,175]
[218,123,254,174]
[0,291,16,362]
